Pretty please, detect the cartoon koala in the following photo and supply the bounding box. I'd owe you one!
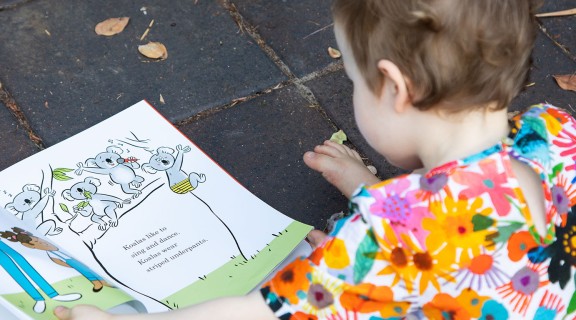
[62,177,130,230]
[142,145,206,194]
[75,146,144,198]
[5,184,63,236]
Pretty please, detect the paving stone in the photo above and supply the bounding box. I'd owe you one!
[177,85,348,229]
[0,106,38,171]
[231,0,337,78]
[510,30,576,115]
[538,0,576,60]
[0,0,285,146]
[305,70,404,181]
[0,0,29,10]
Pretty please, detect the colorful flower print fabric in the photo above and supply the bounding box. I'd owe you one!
[260,104,576,319]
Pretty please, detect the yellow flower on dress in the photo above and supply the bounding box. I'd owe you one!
[425,196,495,267]
[323,238,351,269]
[377,221,456,295]
[541,110,563,136]
[412,246,456,295]
[374,221,419,294]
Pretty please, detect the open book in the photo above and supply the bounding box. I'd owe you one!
[0,100,312,319]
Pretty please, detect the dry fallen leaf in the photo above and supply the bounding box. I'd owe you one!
[328,47,341,59]
[95,17,130,36]
[553,74,576,92]
[138,42,168,60]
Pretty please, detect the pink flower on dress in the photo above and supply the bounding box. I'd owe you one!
[453,158,515,216]
[554,129,576,172]
[368,178,431,247]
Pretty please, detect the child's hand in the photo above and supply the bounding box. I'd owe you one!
[306,230,328,249]
[54,305,113,320]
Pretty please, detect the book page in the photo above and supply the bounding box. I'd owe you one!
[0,100,312,313]
[0,210,141,319]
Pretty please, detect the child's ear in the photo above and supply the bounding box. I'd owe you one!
[377,59,411,113]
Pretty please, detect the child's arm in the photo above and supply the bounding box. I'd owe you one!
[54,291,277,320]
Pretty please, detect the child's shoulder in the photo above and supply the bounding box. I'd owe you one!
[352,103,576,208]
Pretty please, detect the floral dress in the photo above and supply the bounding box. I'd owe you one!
[260,104,576,320]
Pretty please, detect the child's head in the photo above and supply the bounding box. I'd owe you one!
[332,0,539,112]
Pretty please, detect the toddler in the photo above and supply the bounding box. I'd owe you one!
[55,0,576,319]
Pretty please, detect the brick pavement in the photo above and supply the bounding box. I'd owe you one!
[1,0,575,228]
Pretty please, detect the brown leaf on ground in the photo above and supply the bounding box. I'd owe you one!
[553,74,576,92]
[138,42,168,60]
[95,17,130,36]
[328,47,341,59]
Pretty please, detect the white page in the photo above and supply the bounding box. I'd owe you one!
[0,100,312,313]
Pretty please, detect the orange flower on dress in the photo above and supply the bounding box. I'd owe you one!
[546,106,571,125]
[308,246,324,266]
[267,257,311,304]
[507,231,538,262]
[455,288,489,318]
[340,283,409,318]
[423,293,471,320]
[290,312,317,320]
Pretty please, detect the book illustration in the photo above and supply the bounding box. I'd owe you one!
[61,177,131,231]
[141,145,247,260]
[5,184,63,237]
[0,234,81,314]
[74,146,144,198]
[0,101,312,315]
[141,145,206,195]
[0,228,114,294]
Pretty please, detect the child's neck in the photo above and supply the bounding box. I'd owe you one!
[416,104,509,172]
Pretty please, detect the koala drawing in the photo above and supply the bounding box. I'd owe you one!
[62,177,130,230]
[75,146,144,198]
[142,145,206,193]
[5,184,63,236]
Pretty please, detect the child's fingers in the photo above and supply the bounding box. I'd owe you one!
[323,140,350,152]
[314,141,349,157]
[323,140,363,161]
[54,306,71,320]
[306,230,328,249]
[54,305,112,320]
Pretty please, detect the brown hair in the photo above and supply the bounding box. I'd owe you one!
[0,227,33,244]
[333,0,540,112]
